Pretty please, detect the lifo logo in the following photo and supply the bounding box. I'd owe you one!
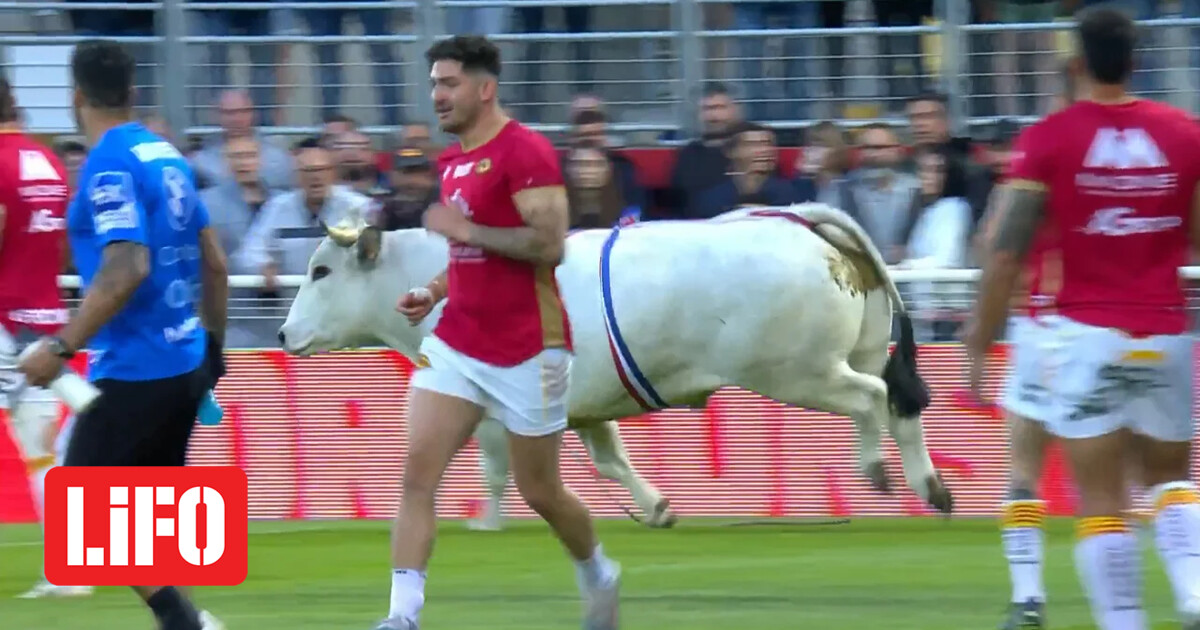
[43,466,248,586]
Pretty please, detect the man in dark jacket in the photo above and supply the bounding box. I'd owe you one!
[666,82,742,216]
[689,122,797,219]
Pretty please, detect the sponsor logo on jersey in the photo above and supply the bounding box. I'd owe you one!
[18,150,60,182]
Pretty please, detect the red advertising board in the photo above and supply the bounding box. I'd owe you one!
[0,344,1174,523]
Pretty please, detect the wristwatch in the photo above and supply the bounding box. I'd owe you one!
[45,336,75,359]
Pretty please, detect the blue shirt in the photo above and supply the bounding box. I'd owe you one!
[67,123,210,381]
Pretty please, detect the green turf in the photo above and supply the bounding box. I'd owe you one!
[0,517,1186,629]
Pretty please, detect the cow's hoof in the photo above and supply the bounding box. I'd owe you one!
[645,499,678,529]
[925,474,954,515]
[865,461,892,494]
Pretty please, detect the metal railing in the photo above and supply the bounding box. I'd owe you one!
[54,267,1200,348]
[3,0,1197,140]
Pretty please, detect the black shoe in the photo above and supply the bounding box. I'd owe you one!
[999,599,1044,629]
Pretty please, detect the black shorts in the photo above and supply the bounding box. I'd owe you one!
[63,367,207,467]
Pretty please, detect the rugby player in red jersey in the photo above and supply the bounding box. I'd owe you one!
[377,36,620,630]
[0,78,83,599]
[968,7,1200,629]
[975,63,1078,630]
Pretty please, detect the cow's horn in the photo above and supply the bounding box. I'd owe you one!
[326,219,362,247]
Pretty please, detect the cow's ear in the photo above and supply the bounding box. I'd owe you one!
[356,226,382,265]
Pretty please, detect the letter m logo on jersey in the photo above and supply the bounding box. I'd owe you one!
[1082,128,1168,170]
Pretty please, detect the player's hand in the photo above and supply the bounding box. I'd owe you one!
[960,322,987,403]
[17,340,63,388]
[423,203,472,243]
[396,287,435,326]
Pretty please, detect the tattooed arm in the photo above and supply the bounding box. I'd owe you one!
[966,181,1046,356]
[57,241,149,353]
[464,186,569,265]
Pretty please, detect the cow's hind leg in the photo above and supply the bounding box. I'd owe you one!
[469,417,509,531]
[849,348,951,514]
[575,420,676,528]
[775,361,889,492]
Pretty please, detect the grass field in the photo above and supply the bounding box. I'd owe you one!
[0,517,1188,629]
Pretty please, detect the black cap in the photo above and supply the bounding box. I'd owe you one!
[393,147,430,171]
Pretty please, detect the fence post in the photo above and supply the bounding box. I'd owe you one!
[937,0,968,136]
[160,0,189,135]
[673,0,703,138]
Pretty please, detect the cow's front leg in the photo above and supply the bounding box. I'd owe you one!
[887,413,953,514]
[574,420,676,528]
[469,417,509,531]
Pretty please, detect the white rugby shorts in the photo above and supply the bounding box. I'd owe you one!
[410,334,571,437]
[1000,316,1052,423]
[1040,315,1193,442]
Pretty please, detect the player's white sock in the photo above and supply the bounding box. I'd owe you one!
[574,543,618,591]
[30,464,50,580]
[388,569,426,622]
[1075,516,1146,630]
[1150,482,1200,615]
[1000,498,1046,603]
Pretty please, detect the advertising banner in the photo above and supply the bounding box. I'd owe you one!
[2,345,1176,523]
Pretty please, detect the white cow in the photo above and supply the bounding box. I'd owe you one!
[278,204,954,527]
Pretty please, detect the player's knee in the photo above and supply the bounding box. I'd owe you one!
[400,462,441,502]
[514,474,565,517]
[1137,441,1190,488]
[1007,485,1038,502]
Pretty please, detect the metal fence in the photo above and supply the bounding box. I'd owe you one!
[1,0,1197,141]
[54,267,1200,349]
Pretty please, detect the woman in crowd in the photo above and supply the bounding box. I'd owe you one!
[564,145,641,229]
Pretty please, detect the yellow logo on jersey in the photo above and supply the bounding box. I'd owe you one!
[475,159,492,175]
[1121,349,1164,363]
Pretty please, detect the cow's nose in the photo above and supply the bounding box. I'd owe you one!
[277,330,286,346]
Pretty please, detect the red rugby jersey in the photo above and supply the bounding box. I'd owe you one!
[433,120,572,366]
[0,130,69,335]
[1007,99,1200,335]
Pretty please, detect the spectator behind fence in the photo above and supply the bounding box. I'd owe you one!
[192,2,275,127]
[689,122,797,219]
[732,0,817,121]
[298,1,402,127]
[201,135,282,348]
[667,83,741,216]
[797,120,851,205]
[321,112,358,145]
[192,89,295,192]
[398,122,438,163]
[564,146,638,229]
[237,138,374,289]
[331,130,388,199]
[826,122,919,265]
[570,108,646,214]
[65,0,156,109]
[517,5,593,117]
[906,91,991,226]
[140,113,175,146]
[375,148,438,231]
[872,0,935,110]
[53,139,87,194]
[898,149,972,341]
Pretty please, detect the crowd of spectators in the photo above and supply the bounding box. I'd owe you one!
[48,0,1200,126]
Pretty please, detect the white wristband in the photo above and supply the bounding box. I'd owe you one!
[409,287,433,302]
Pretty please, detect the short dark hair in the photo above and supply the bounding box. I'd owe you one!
[55,139,87,156]
[324,112,359,128]
[1077,5,1136,84]
[701,82,732,99]
[908,90,948,109]
[293,136,324,152]
[572,109,607,127]
[0,77,18,124]
[71,39,135,110]
[425,35,501,77]
[727,121,773,148]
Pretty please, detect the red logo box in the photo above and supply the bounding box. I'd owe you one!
[43,466,248,586]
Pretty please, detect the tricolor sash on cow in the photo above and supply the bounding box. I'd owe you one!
[599,226,668,412]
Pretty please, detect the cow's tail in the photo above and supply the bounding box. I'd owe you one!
[792,203,931,417]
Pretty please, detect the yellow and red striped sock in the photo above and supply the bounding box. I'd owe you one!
[1151,482,1200,613]
[1075,515,1145,628]
[1000,500,1046,603]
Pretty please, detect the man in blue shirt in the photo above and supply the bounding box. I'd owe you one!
[17,40,229,630]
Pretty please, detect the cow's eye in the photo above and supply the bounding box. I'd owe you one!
[311,265,331,281]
